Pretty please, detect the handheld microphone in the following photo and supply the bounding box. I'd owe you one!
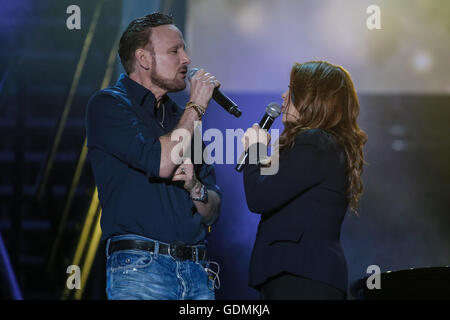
[187,68,242,118]
[235,102,282,172]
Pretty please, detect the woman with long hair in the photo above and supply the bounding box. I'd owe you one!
[242,61,367,299]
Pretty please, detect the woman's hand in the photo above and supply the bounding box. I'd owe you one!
[241,123,271,152]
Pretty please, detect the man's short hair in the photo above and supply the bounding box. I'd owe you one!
[118,13,174,74]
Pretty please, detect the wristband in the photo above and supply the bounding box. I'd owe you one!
[190,184,208,203]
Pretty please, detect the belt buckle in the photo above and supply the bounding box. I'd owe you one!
[169,241,187,261]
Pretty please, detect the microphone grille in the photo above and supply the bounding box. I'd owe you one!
[266,102,281,118]
[187,68,199,81]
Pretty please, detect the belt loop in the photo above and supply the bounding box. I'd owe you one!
[105,238,111,258]
[154,240,159,257]
[195,247,199,262]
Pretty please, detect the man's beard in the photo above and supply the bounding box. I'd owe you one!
[150,61,186,93]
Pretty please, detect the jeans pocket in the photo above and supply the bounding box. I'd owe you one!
[110,250,153,273]
[197,261,220,291]
[207,277,216,292]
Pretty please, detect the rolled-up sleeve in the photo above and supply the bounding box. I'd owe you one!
[86,92,161,178]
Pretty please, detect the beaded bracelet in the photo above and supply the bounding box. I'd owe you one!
[186,101,206,120]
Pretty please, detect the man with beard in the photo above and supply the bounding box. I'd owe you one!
[85,13,221,300]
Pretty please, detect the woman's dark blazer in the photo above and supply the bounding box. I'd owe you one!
[243,128,349,293]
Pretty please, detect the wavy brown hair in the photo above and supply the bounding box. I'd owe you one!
[279,61,368,214]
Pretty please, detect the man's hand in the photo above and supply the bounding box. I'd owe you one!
[171,157,200,193]
[172,157,220,226]
[189,68,220,108]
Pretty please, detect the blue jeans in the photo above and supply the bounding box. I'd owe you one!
[105,234,215,300]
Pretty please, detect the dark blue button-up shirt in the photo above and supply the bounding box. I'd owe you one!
[85,74,221,244]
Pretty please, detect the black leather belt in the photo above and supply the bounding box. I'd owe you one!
[108,239,207,262]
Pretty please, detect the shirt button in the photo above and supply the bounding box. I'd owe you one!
[126,258,131,264]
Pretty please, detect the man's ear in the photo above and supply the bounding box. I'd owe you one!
[135,48,151,71]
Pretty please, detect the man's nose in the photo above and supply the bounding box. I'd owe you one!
[181,51,191,65]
